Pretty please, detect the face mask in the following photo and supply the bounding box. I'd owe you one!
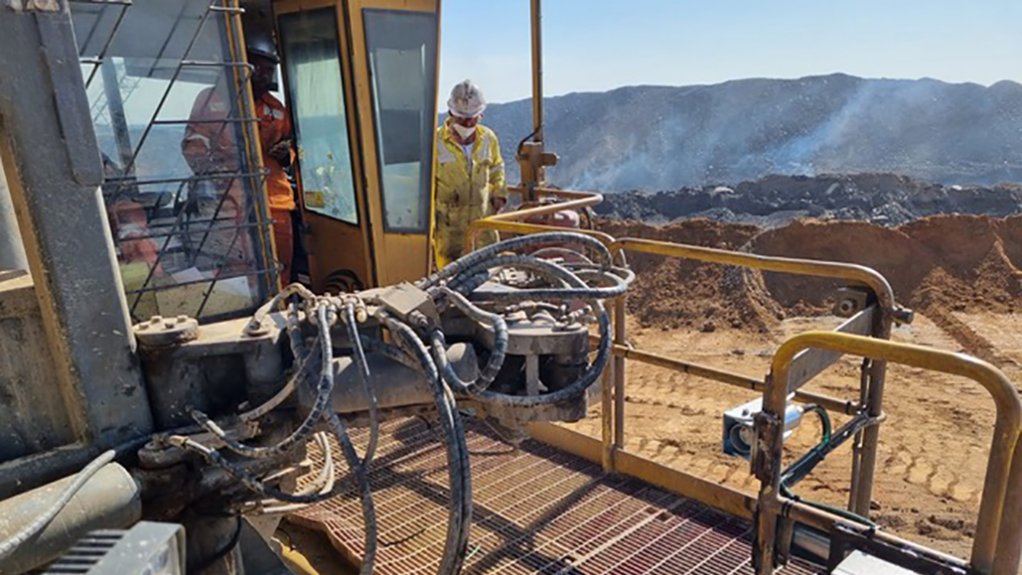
[451,123,476,140]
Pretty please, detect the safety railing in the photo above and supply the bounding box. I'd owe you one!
[470,194,1022,574]
[465,186,618,258]
[759,332,1022,575]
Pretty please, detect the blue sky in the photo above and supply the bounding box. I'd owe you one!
[439,1,1022,104]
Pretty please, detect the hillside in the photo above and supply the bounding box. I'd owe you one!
[481,74,1022,191]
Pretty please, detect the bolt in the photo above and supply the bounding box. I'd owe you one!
[177,315,189,323]
[150,315,163,325]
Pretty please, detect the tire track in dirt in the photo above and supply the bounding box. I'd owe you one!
[918,303,1019,369]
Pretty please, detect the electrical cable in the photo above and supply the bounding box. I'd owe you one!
[190,515,243,574]
[0,450,115,562]
[778,406,876,527]
[780,405,834,488]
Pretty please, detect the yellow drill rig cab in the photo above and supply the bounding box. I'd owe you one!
[2,2,1022,575]
[271,0,441,291]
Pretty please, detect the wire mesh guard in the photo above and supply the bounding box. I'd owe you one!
[291,418,823,574]
[70,0,277,323]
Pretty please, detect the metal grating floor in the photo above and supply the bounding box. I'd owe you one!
[291,418,823,574]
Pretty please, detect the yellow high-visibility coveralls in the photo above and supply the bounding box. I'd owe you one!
[433,123,507,268]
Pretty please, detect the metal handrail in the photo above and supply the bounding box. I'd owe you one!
[609,237,897,315]
[470,195,1017,572]
[762,332,1022,575]
[601,237,898,508]
[464,187,605,253]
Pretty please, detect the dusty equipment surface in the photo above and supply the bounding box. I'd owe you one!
[291,418,823,575]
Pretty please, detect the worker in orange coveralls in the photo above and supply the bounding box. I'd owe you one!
[181,36,295,285]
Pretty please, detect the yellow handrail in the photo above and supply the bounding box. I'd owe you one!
[467,200,1016,572]
[764,332,1022,575]
[609,238,896,313]
[464,187,605,254]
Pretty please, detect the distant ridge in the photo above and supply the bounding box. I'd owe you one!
[481,74,1022,191]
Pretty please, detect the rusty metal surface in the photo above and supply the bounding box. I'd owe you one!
[291,418,822,574]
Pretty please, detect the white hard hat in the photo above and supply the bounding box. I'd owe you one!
[447,80,486,118]
[247,36,279,64]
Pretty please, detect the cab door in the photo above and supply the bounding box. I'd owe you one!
[275,0,374,292]
[348,0,440,286]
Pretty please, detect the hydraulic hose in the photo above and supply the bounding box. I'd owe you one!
[442,254,615,408]
[192,305,341,459]
[418,231,613,290]
[430,287,509,394]
[379,310,472,574]
[343,302,380,466]
[177,294,382,575]
[172,232,632,575]
[446,254,630,302]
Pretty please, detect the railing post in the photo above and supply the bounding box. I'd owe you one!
[600,357,614,472]
[767,332,1021,575]
[850,307,893,516]
[613,296,627,458]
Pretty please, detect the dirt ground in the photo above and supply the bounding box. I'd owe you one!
[558,214,1022,560]
[564,311,1022,559]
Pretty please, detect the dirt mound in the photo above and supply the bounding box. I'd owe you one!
[598,214,1022,332]
[598,219,783,332]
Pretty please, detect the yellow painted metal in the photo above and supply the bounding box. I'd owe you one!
[516,0,560,202]
[225,0,279,291]
[613,297,626,452]
[615,448,755,521]
[273,0,376,290]
[530,0,543,143]
[279,545,322,575]
[464,187,606,253]
[275,0,438,289]
[600,362,614,472]
[467,219,616,254]
[470,197,1022,573]
[610,237,896,312]
[768,332,1022,574]
[528,422,756,521]
[346,0,438,286]
[603,341,857,415]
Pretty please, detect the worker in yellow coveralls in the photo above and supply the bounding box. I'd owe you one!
[433,80,507,268]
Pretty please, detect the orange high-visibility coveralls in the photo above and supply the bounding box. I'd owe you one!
[182,87,295,284]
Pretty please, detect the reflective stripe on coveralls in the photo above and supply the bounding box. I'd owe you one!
[433,123,506,268]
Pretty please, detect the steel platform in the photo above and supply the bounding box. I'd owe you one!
[291,418,822,574]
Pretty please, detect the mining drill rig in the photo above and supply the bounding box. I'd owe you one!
[1,1,1021,574]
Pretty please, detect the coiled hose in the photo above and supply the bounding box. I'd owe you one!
[172,231,630,574]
